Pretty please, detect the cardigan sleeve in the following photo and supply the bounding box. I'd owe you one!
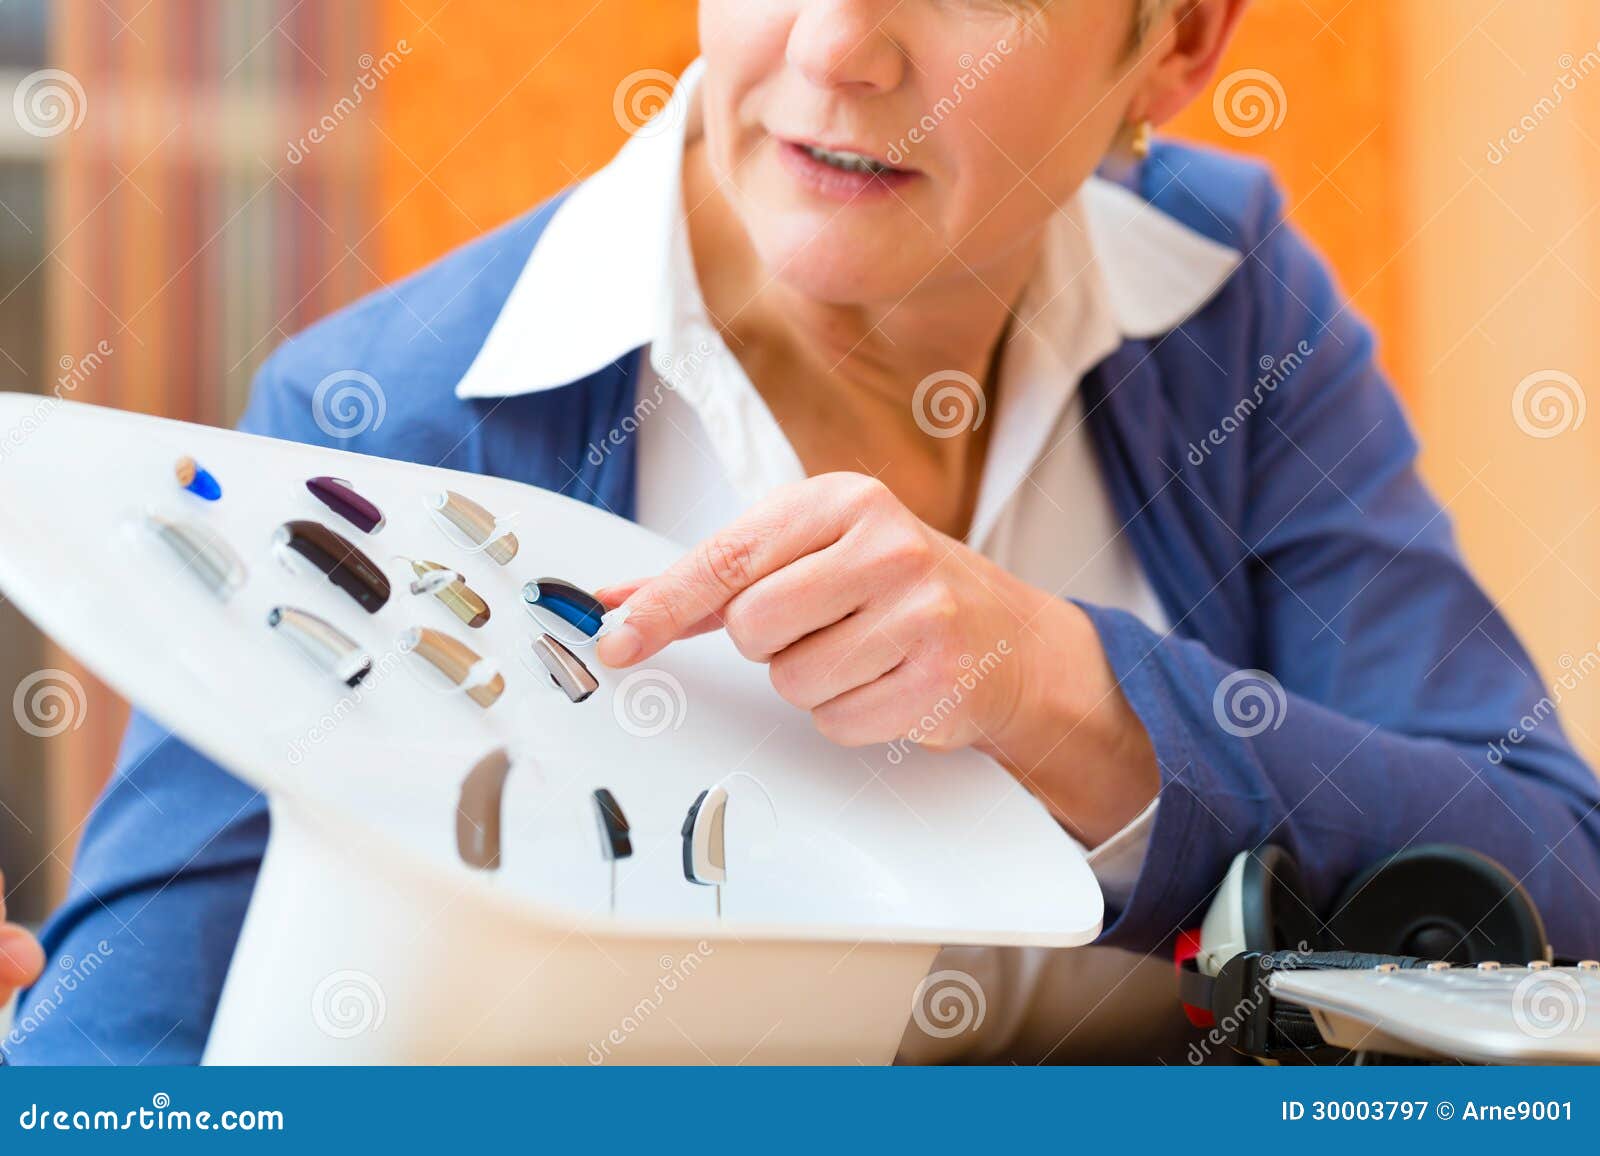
[1089,199,1600,958]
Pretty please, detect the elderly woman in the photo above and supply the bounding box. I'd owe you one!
[5,0,1599,1065]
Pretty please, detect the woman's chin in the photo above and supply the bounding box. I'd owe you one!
[752,230,932,306]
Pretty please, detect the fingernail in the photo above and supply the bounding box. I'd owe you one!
[596,624,642,668]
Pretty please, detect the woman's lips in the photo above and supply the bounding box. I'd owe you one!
[776,140,919,202]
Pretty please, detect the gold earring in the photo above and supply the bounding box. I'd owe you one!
[1131,120,1153,159]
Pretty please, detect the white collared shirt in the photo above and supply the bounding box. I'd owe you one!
[455,60,1242,1061]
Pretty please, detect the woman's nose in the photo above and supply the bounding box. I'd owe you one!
[785,1,906,94]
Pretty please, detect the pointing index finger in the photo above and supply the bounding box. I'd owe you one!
[595,480,854,668]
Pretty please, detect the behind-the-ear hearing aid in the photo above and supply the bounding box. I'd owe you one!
[306,476,385,534]
[272,520,391,613]
[521,578,631,648]
[398,557,490,628]
[144,513,247,600]
[529,633,599,702]
[399,627,505,708]
[267,605,373,687]
[427,490,519,565]
[592,788,632,914]
[680,771,778,916]
[455,747,512,870]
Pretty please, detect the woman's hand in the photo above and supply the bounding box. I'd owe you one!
[1,871,45,1016]
[595,473,1158,845]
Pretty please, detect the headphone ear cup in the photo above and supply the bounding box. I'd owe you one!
[1196,845,1322,974]
[1325,844,1550,964]
[1239,844,1321,955]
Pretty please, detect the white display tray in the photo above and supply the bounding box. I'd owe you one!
[0,394,1101,1063]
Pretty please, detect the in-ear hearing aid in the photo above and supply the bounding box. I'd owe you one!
[306,476,385,534]
[145,513,247,600]
[399,558,490,628]
[272,520,391,613]
[175,456,222,501]
[427,490,519,565]
[267,605,373,687]
[592,788,632,914]
[400,626,505,708]
[456,747,512,870]
[530,633,599,702]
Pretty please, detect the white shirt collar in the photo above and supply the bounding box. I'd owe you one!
[455,57,1241,402]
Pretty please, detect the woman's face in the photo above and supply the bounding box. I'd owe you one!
[696,0,1144,305]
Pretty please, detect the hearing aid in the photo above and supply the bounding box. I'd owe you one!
[592,788,632,914]
[400,626,505,708]
[272,520,391,613]
[144,513,247,600]
[679,772,779,916]
[427,490,519,565]
[306,476,385,535]
[521,578,631,647]
[174,456,222,501]
[267,606,373,687]
[400,558,490,628]
[530,633,599,702]
[682,786,728,887]
[455,747,512,870]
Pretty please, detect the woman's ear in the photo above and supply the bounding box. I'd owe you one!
[1130,0,1252,127]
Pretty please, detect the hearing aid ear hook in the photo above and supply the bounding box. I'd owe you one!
[426,490,520,565]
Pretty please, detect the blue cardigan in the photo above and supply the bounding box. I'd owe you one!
[9,143,1600,1064]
